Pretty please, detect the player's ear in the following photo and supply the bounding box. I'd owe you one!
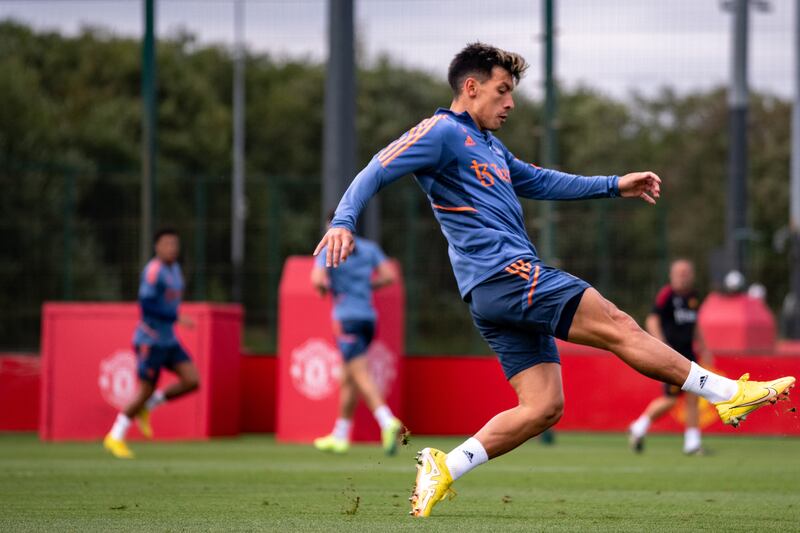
[462,77,478,98]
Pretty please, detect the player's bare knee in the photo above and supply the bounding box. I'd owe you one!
[546,398,564,425]
[183,375,200,392]
[521,397,563,433]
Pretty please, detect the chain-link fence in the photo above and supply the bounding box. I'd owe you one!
[1,0,794,353]
[2,155,673,354]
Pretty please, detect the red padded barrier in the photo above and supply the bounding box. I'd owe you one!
[5,339,797,436]
[39,302,242,441]
[0,355,40,431]
[402,343,800,436]
[276,256,405,443]
[699,292,776,353]
[240,355,277,433]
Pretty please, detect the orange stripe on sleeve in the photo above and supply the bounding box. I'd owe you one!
[431,203,478,213]
[380,115,444,168]
[378,119,429,163]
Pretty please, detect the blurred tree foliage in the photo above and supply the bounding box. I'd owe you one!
[0,21,792,352]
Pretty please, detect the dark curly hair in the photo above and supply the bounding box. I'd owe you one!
[447,42,529,95]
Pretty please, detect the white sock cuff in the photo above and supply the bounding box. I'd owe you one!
[332,418,352,441]
[681,361,738,404]
[685,427,701,439]
[445,437,489,481]
[630,415,651,438]
[373,405,395,429]
[145,390,166,410]
[681,362,703,393]
[110,413,131,440]
[463,437,488,464]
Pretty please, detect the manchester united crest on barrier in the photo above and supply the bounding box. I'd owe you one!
[289,338,342,400]
[98,349,138,410]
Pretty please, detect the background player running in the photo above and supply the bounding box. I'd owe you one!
[629,259,712,455]
[311,213,404,455]
[104,228,200,459]
[314,42,795,517]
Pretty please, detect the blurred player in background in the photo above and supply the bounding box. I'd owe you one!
[314,42,795,517]
[629,259,712,455]
[103,228,199,459]
[311,212,404,455]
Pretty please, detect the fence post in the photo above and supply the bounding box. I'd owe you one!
[403,184,418,354]
[194,174,207,301]
[596,202,611,294]
[266,175,282,349]
[62,168,75,300]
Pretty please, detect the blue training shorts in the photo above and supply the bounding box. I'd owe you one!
[334,319,375,362]
[135,343,192,384]
[468,258,590,380]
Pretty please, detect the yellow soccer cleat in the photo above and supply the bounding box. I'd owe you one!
[313,434,350,454]
[137,408,153,439]
[382,417,405,456]
[103,434,135,459]
[409,447,456,517]
[715,374,795,427]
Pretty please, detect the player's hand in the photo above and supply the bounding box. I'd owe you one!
[313,227,355,267]
[618,171,661,205]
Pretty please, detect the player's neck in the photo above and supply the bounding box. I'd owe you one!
[671,285,691,296]
[449,100,484,131]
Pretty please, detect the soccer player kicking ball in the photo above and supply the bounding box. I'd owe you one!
[104,228,200,459]
[313,43,795,517]
[311,213,404,455]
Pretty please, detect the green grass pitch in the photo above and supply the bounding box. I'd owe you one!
[1,432,799,531]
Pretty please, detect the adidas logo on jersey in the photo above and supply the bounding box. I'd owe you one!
[464,135,476,147]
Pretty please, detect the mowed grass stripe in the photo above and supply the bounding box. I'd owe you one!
[1,433,798,532]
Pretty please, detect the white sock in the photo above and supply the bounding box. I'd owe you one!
[445,437,489,481]
[373,405,396,430]
[684,427,701,452]
[145,390,166,411]
[630,415,651,438]
[332,418,352,441]
[110,413,131,441]
[681,361,739,404]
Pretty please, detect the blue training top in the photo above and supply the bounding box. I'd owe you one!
[132,258,184,347]
[331,107,620,299]
[315,236,387,322]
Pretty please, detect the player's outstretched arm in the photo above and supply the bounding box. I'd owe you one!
[506,153,619,200]
[618,171,661,205]
[313,115,446,267]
